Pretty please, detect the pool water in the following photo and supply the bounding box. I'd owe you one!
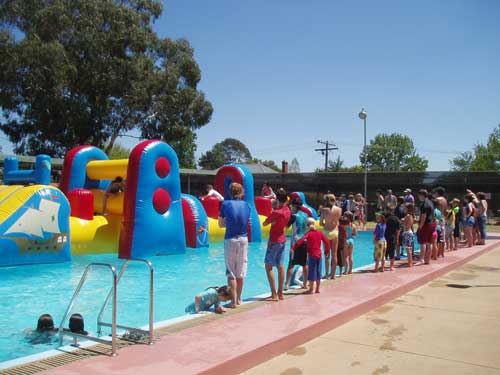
[0,231,418,363]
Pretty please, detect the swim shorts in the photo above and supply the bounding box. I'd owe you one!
[465,216,476,228]
[445,224,454,238]
[386,234,397,260]
[417,222,436,245]
[402,231,414,248]
[373,240,386,261]
[346,238,354,247]
[265,241,286,267]
[288,242,307,267]
[323,228,339,240]
[307,257,322,281]
[224,236,248,279]
[436,228,445,243]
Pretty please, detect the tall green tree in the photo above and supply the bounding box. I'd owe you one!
[0,0,212,167]
[450,125,500,171]
[450,152,474,172]
[360,133,428,172]
[199,138,252,170]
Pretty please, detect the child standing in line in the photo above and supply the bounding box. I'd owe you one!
[373,213,387,273]
[291,218,329,294]
[402,203,415,267]
[337,217,348,276]
[343,211,357,274]
[185,286,232,314]
[263,188,291,301]
[444,203,455,251]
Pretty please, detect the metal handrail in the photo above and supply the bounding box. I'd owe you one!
[97,259,154,345]
[58,263,118,356]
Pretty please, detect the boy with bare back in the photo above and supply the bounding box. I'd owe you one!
[319,194,342,279]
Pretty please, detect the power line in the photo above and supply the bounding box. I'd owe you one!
[315,140,338,172]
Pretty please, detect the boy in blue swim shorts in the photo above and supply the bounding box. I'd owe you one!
[263,188,291,301]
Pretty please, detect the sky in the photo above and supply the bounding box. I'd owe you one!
[2,0,500,171]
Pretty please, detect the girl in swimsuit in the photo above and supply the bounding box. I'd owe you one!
[343,211,357,274]
[463,194,476,248]
[402,203,415,267]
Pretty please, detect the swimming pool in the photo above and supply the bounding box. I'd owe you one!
[0,231,418,363]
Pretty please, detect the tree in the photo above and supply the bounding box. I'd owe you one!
[360,133,428,172]
[450,152,474,172]
[450,125,500,171]
[108,143,130,160]
[199,138,252,170]
[0,0,212,168]
[289,157,300,173]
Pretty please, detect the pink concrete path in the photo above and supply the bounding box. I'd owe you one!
[41,240,499,375]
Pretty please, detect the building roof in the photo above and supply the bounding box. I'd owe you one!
[241,163,279,174]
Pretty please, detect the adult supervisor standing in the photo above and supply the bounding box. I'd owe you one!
[218,182,251,308]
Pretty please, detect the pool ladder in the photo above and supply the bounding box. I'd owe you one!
[58,259,154,356]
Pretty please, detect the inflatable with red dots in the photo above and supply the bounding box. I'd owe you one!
[60,140,187,257]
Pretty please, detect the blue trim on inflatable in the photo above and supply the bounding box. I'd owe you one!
[67,147,109,192]
[3,155,51,185]
[181,194,209,248]
[294,191,319,219]
[123,141,186,258]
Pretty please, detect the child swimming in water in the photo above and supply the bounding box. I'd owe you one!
[185,286,232,314]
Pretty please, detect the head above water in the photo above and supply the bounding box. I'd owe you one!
[69,313,87,335]
[37,314,55,332]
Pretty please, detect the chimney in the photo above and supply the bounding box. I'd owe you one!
[281,160,288,174]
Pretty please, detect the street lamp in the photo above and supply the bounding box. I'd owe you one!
[358,108,367,208]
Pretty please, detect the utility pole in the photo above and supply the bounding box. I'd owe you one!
[315,140,338,172]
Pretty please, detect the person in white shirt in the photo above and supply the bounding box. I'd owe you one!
[206,184,224,201]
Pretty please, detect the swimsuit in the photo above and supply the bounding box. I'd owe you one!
[323,227,339,240]
[345,226,355,247]
[402,230,414,248]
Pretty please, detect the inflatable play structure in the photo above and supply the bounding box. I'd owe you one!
[0,155,71,266]
[0,140,317,266]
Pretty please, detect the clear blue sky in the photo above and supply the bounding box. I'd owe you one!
[2,0,499,171]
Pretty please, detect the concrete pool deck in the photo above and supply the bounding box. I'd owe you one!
[243,243,500,375]
[22,239,500,375]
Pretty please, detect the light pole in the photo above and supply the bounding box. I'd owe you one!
[358,108,367,206]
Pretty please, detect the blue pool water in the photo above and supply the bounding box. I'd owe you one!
[0,231,416,363]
